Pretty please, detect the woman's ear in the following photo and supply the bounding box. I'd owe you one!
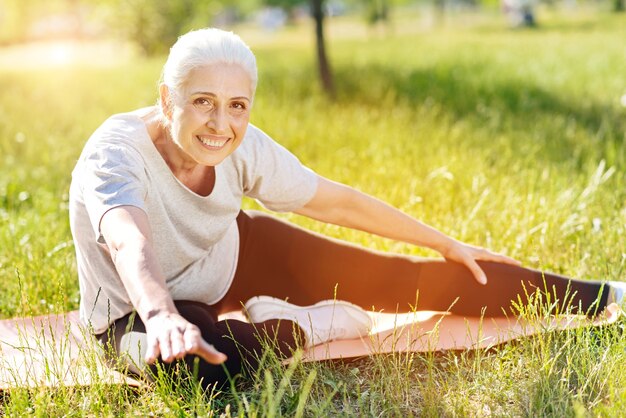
[159,83,174,121]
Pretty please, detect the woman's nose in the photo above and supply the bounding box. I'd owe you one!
[207,107,227,132]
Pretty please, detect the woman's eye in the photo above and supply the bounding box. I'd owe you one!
[231,102,247,111]
[193,98,213,109]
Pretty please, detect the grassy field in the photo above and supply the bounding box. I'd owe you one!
[1,9,625,416]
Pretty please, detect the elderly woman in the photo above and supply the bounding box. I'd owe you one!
[69,28,622,388]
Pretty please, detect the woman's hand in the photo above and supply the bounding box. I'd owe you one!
[144,311,227,365]
[296,176,522,285]
[440,241,522,285]
[101,206,227,365]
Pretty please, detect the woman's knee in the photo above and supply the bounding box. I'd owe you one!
[174,300,218,327]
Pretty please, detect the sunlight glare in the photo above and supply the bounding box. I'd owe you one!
[0,40,131,69]
[49,43,74,66]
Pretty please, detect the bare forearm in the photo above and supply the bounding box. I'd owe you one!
[344,191,452,251]
[99,205,225,364]
[309,185,454,253]
[297,176,520,284]
[111,240,176,321]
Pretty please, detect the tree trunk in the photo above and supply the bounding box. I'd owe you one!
[311,0,335,97]
[434,0,445,25]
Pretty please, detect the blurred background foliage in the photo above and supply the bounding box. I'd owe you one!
[0,0,623,95]
[0,0,623,50]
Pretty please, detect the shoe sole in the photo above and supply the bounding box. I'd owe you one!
[244,295,372,330]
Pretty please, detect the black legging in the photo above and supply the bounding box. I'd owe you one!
[99,210,609,389]
[99,300,303,388]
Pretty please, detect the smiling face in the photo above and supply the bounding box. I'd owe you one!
[161,63,253,168]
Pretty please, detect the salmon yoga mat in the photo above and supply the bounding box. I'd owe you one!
[0,305,620,390]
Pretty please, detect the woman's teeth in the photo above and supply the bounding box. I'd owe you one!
[198,136,227,147]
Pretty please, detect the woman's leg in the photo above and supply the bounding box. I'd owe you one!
[99,300,303,389]
[416,260,608,317]
[216,210,608,317]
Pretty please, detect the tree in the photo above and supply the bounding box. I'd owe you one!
[263,0,335,96]
[100,0,235,55]
[0,0,38,43]
[0,0,69,44]
[311,0,335,96]
[365,0,390,25]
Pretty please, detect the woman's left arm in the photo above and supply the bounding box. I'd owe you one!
[294,176,521,285]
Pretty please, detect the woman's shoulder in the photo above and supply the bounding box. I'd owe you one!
[232,123,277,158]
[73,109,156,178]
[227,123,305,179]
[82,108,154,156]
[93,108,153,144]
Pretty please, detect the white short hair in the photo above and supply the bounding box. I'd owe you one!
[160,28,258,100]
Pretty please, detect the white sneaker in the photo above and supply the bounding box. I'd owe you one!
[607,281,626,307]
[244,296,372,348]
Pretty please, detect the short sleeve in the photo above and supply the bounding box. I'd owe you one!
[75,145,148,243]
[239,126,318,212]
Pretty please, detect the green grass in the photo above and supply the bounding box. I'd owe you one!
[1,9,626,416]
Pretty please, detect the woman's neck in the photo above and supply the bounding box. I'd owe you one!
[141,108,216,196]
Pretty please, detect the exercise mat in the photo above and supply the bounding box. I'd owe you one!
[305,303,620,361]
[1,305,619,389]
[0,311,141,389]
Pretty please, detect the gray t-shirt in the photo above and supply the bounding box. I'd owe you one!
[69,112,318,334]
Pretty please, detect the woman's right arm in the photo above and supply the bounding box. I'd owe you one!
[100,205,227,365]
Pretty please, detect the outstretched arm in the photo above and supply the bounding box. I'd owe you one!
[100,205,227,365]
[294,176,520,284]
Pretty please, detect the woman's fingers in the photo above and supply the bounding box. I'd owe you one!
[448,243,522,286]
[465,256,488,285]
[467,247,524,284]
[158,330,174,362]
[489,252,522,266]
[194,340,228,365]
[145,319,227,365]
[183,325,201,352]
[476,247,522,266]
[169,326,188,360]
[444,243,488,285]
[181,325,227,364]
[145,316,191,363]
[145,333,161,364]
